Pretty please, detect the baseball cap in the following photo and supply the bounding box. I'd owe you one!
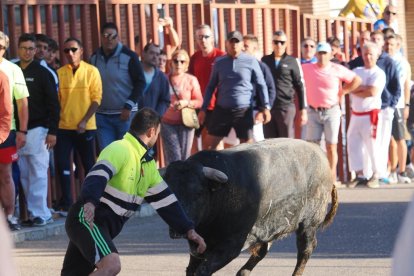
[316,42,332,53]
[227,31,243,42]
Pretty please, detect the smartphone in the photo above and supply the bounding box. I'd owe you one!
[158,8,165,19]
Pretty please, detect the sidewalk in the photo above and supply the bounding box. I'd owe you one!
[11,203,157,244]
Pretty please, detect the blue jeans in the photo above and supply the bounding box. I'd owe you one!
[96,113,135,151]
[55,129,96,208]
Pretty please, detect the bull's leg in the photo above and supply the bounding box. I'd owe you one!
[186,254,204,276]
[293,224,318,276]
[195,242,244,276]
[236,242,271,276]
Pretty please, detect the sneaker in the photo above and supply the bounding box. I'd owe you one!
[32,217,47,226]
[389,172,398,184]
[398,172,412,184]
[51,204,69,217]
[348,177,368,188]
[379,178,390,185]
[21,219,34,227]
[406,163,414,179]
[367,176,380,188]
[7,215,21,231]
[46,217,54,224]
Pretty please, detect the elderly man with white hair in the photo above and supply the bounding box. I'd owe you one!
[346,42,386,188]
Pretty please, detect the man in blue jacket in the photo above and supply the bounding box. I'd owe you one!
[90,22,146,150]
[138,43,170,116]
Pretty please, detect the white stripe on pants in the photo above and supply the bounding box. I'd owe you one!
[347,113,381,176]
[18,127,52,220]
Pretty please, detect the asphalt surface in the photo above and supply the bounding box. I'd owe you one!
[12,184,414,276]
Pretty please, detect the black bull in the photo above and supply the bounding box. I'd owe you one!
[163,138,338,276]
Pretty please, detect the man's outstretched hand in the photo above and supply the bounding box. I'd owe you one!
[187,229,207,254]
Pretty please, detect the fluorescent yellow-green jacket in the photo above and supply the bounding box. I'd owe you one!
[80,132,193,234]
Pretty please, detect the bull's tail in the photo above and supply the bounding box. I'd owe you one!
[322,185,338,229]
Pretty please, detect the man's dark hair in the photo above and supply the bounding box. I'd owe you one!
[35,33,50,44]
[159,49,167,56]
[327,36,340,48]
[143,43,160,53]
[386,33,397,40]
[101,22,118,34]
[130,107,161,135]
[64,37,83,48]
[273,30,286,37]
[371,30,385,39]
[18,33,36,46]
[243,34,258,43]
[382,27,395,37]
[48,38,59,51]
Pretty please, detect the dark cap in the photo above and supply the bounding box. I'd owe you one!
[227,31,243,42]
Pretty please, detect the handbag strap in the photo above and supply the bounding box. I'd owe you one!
[168,75,180,101]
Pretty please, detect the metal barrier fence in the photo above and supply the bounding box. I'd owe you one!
[0,0,101,63]
[0,1,373,210]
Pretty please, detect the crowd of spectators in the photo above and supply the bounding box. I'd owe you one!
[0,3,412,232]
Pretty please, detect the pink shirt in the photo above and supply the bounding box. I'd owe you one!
[162,73,203,125]
[302,62,356,108]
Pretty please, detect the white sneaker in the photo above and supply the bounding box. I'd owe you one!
[389,172,398,184]
[398,172,412,184]
[406,164,414,179]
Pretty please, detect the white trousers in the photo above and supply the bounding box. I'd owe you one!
[347,113,382,175]
[18,127,52,220]
[374,107,395,178]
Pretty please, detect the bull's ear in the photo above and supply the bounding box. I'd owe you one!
[202,167,228,183]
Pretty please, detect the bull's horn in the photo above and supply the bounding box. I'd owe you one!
[202,167,228,183]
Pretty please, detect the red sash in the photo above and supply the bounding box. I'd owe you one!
[352,109,380,139]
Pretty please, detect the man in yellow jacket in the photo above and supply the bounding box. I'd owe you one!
[339,0,386,22]
[55,37,102,212]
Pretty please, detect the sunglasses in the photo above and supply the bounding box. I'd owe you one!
[103,33,118,40]
[197,35,211,40]
[173,59,186,65]
[303,44,315,48]
[385,11,397,15]
[0,45,6,51]
[63,47,78,54]
[273,40,286,45]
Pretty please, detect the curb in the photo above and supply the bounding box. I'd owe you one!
[12,203,156,244]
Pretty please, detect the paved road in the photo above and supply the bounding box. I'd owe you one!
[13,184,414,276]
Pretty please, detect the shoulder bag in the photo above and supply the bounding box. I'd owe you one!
[169,76,200,129]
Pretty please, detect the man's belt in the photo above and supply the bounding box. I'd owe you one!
[309,104,337,112]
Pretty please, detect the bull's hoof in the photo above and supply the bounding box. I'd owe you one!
[186,267,196,276]
[236,269,251,276]
[195,265,211,276]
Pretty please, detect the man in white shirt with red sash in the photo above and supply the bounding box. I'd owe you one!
[347,41,386,188]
